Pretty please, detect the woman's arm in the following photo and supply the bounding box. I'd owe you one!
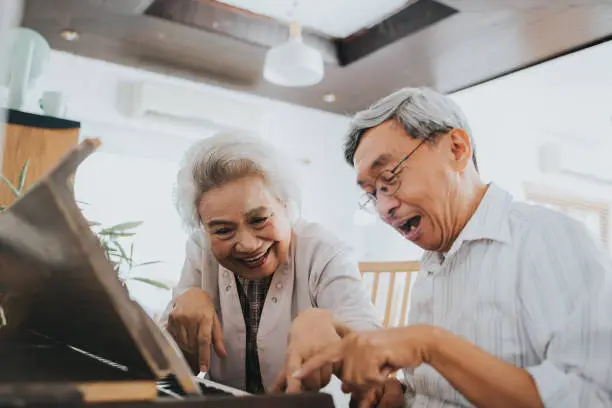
[312,247,381,331]
[159,234,203,325]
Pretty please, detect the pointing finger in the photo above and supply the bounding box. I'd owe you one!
[294,342,343,380]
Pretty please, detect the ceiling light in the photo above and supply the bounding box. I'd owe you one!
[60,29,79,41]
[323,93,336,103]
[263,21,324,87]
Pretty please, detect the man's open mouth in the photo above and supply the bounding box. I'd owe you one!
[397,215,423,241]
[399,215,422,233]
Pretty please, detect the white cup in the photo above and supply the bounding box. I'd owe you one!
[40,91,67,117]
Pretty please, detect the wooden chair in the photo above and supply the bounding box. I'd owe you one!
[359,261,420,327]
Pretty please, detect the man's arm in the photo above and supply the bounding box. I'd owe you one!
[517,213,612,407]
[426,212,612,408]
[425,329,543,408]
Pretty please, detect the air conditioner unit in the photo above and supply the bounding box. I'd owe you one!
[539,142,612,184]
[121,81,263,133]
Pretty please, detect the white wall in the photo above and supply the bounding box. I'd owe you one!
[4,50,362,315]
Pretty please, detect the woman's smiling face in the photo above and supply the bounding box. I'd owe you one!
[198,175,292,280]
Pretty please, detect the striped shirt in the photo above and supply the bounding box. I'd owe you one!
[404,183,612,407]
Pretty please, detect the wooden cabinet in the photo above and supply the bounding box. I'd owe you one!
[0,109,80,207]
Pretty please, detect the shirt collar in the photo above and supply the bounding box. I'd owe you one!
[436,183,513,260]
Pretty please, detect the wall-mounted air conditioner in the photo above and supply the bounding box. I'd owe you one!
[121,81,263,133]
[539,142,612,184]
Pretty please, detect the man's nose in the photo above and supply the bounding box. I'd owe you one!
[376,194,400,220]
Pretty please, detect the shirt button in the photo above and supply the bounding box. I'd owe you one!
[276,283,283,289]
[271,297,278,303]
[225,285,232,292]
[224,271,230,279]
[427,271,433,277]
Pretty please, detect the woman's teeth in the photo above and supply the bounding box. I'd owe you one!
[241,247,271,266]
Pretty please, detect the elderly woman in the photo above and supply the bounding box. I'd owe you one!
[162,132,380,394]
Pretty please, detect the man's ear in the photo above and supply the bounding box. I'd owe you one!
[448,128,473,172]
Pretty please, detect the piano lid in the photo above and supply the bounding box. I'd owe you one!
[0,139,198,395]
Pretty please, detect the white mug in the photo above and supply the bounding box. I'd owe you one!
[40,91,67,117]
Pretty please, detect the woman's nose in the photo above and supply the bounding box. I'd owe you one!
[235,230,260,253]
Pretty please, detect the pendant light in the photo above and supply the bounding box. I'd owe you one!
[263,19,324,87]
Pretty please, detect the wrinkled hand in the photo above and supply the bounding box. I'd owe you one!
[295,326,433,393]
[349,377,406,408]
[166,288,227,372]
[272,309,351,393]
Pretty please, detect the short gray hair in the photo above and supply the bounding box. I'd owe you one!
[344,87,477,171]
[175,132,301,231]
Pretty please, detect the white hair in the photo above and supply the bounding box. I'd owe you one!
[344,87,478,171]
[174,132,301,231]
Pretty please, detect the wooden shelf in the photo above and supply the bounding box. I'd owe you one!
[1,109,80,207]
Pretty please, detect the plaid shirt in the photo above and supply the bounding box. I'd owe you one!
[234,275,272,394]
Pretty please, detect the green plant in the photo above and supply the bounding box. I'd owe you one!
[0,160,169,290]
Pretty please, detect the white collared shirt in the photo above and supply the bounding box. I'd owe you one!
[404,183,612,407]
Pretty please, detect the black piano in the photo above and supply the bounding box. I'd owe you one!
[0,139,334,408]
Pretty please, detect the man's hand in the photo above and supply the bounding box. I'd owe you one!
[295,326,433,393]
[272,309,351,393]
[349,378,406,408]
[166,288,227,372]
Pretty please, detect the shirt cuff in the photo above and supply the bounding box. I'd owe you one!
[526,360,570,407]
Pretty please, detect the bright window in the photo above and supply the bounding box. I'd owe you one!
[74,150,187,318]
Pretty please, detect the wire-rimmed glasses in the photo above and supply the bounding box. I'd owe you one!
[358,138,428,213]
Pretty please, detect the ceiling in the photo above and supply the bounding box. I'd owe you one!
[214,0,410,38]
[19,0,612,114]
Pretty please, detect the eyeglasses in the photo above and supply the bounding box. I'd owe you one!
[358,138,428,213]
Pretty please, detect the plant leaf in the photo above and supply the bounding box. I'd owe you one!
[130,277,170,290]
[133,260,162,268]
[115,242,132,268]
[106,221,143,232]
[97,230,136,237]
[0,175,20,197]
[17,160,29,192]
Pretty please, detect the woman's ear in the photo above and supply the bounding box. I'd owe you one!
[448,128,473,172]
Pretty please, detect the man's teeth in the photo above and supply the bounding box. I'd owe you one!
[409,224,417,232]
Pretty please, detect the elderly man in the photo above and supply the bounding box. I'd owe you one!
[295,87,612,407]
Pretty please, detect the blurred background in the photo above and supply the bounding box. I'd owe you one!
[1,0,612,326]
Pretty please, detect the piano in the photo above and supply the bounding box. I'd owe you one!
[0,139,334,408]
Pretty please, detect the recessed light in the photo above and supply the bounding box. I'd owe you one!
[60,29,79,41]
[323,93,336,103]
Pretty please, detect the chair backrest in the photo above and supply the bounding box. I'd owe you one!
[359,261,420,327]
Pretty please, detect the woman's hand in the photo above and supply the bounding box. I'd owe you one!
[295,326,434,393]
[272,308,351,393]
[166,288,227,372]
